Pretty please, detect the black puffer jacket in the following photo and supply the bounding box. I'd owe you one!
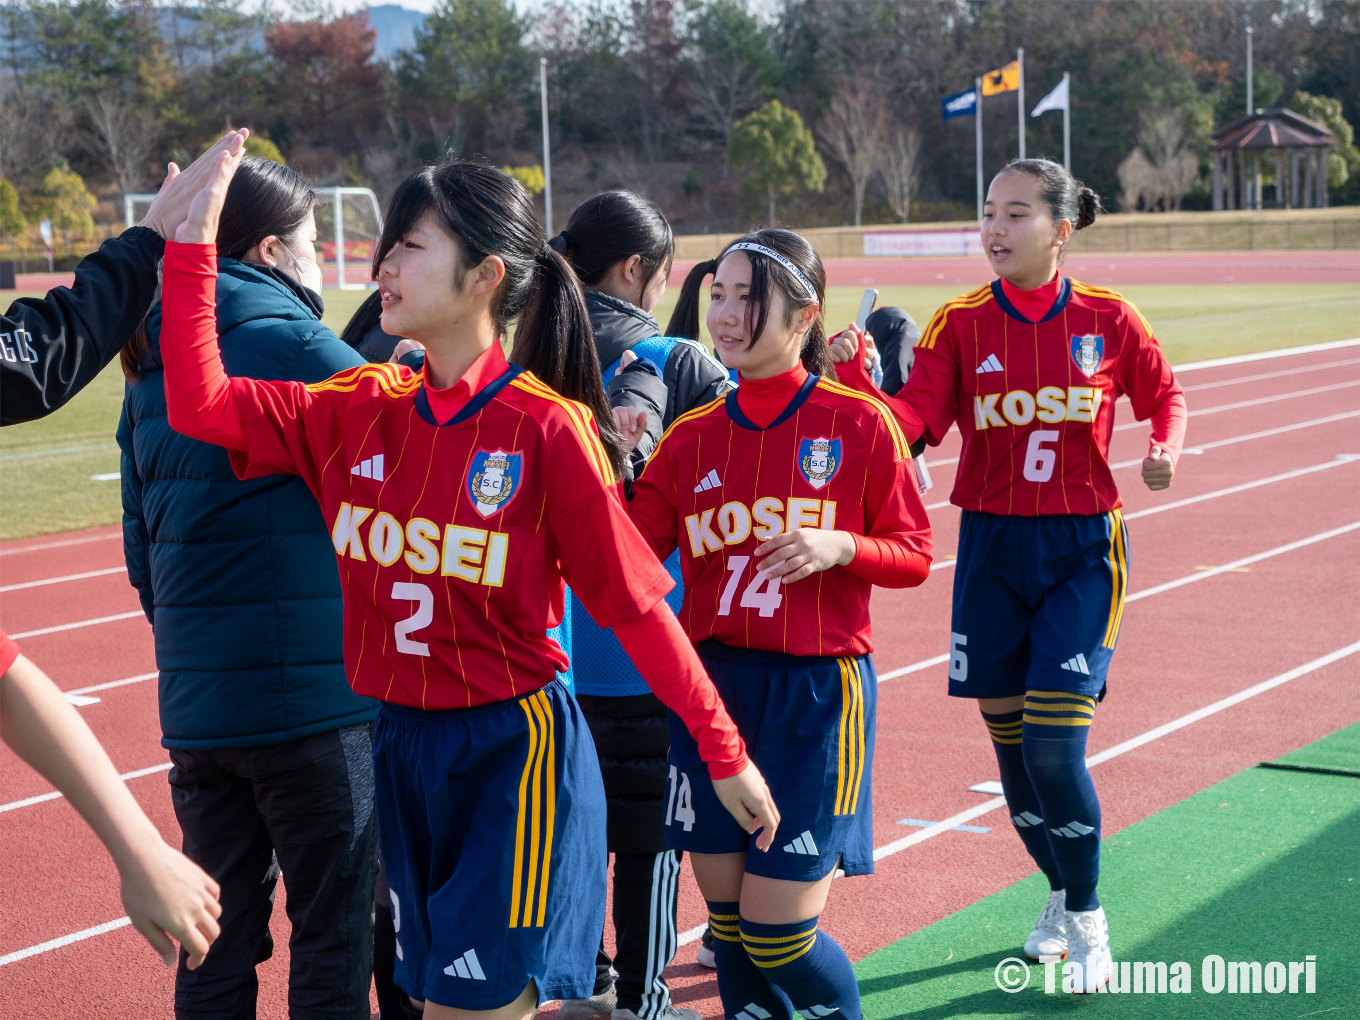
[580,290,732,855]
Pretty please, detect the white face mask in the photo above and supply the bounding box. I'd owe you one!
[280,243,323,294]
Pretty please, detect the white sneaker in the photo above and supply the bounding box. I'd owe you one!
[695,943,716,969]
[1024,889,1067,960]
[1065,906,1112,993]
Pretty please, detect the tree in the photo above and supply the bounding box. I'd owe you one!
[683,0,777,173]
[397,0,533,155]
[819,78,886,226]
[1291,90,1360,191]
[731,100,825,226]
[29,160,96,244]
[0,178,26,242]
[245,136,287,166]
[880,122,921,224]
[89,93,159,195]
[1117,109,1201,211]
[502,165,545,195]
[265,11,381,146]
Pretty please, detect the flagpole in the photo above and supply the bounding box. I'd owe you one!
[540,57,553,236]
[976,75,984,221]
[1062,71,1071,171]
[1017,48,1025,160]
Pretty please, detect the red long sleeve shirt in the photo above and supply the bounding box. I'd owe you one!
[158,241,747,777]
[629,364,932,657]
[838,278,1187,516]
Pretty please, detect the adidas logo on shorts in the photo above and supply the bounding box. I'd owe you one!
[1060,653,1091,674]
[1050,820,1096,838]
[735,1003,772,1020]
[783,830,820,855]
[694,468,722,493]
[444,948,486,980]
[976,353,1004,374]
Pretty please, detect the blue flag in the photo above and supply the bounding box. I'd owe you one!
[941,88,978,120]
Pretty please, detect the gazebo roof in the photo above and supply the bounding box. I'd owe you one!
[1211,108,1334,151]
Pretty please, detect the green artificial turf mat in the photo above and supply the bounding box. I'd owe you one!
[1260,720,1360,778]
[855,755,1360,1017]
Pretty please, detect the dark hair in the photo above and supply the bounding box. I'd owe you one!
[373,161,625,476]
[665,228,831,377]
[215,156,317,260]
[996,158,1104,243]
[339,289,384,350]
[548,191,674,303]
[122,157,317,381]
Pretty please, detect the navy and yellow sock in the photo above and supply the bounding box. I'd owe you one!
[706,901,792,1020]
[1021,691,1102,911]
[739,916,861,1020]
[982,708,1063,891]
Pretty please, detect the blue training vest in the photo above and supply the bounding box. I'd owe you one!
[570,336,694,697]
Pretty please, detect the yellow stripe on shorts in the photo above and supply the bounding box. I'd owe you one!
[835,658,866,815]
[509,690,557,928]
[1103,509,1129,648]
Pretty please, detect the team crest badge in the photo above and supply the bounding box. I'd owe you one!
[1070,334,1104,377]
[798,436,842,490]
[467,449,522,517]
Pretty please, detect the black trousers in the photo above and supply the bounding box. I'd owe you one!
[593,850,683,1016]
[168,724,379,1020]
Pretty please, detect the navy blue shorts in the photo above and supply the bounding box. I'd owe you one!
[947,509,1129,701]
[372,680,605,1009]
[665,640,875,881]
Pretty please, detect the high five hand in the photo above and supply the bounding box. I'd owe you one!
[174,139,250,245]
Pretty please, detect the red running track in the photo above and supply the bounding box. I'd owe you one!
[2,343,1359,1018]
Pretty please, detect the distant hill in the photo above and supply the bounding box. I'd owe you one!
[366,4,426,60]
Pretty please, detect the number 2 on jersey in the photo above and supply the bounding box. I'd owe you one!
[392,582,433,656]
[716,554,783,617]
[666,764,695,831]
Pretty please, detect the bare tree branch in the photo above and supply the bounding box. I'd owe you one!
[879,120,921,224]
[89,93,159,196]
[819,78,886,227]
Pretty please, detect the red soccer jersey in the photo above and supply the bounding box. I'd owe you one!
[903,278,1183,516]
[628,372,933,657]
[221,343,673,711]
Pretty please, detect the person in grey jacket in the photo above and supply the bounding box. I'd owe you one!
[118,156,377,1020]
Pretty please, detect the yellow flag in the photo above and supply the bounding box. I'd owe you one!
[982,60,1020,97]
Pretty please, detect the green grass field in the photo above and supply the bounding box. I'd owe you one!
[1,283,1355,541]
[856,723,1360,1018]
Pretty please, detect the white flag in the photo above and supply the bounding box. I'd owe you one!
[1031,76,1069,117]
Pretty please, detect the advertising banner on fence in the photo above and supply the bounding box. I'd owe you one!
[863,230,984,257]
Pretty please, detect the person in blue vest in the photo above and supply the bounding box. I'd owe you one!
[117,156,379,1020]
[549,192,731,1020]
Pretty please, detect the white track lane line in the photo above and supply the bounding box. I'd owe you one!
[676,635,1360,945]
[878,521,1360,684]
[7,610,144,640]
[1122,456,1358,521]
[0,532,121,557]
[0,918,133,966]
[0,762,171,814]
[871,641,1360,862]
[1179,357,1360,393]
[1171,337,1360,374]
[1108,410,1360,469]
[0,566,126,593]
[65,672,157,697]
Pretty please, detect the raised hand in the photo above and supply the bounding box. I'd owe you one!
[174,141,249,245]
[140,129,249,240]
[712,761,781,851]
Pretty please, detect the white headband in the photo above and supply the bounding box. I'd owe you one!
[726,242,819,303]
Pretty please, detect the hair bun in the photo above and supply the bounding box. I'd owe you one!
[548,231,571,255]
[1075,186,1103,230]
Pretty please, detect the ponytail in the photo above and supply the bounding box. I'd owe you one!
[375,161,625,477]
[512,247,627,475]
[664,258,717,340]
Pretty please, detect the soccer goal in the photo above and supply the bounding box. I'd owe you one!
[313,187,384,290]
[123,186,384,291]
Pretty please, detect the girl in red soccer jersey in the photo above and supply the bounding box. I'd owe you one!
[831,159,1187,990]
[154,146,779,1020]
[623,229,932,1020]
